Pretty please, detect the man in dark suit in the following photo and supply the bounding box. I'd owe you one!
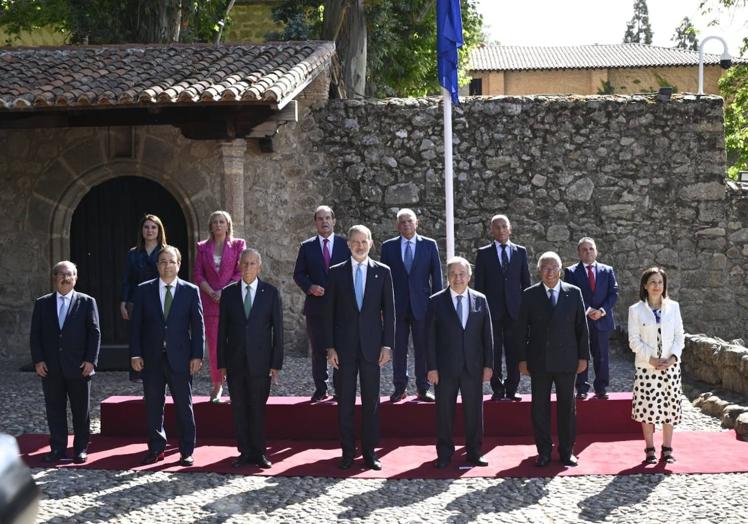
[426,256,493,469]
[474,214,531,401]
[380,208,443,402]
[217,248,283,469]
[130,245,205,466]
[564,237,618,400]
[324,225,395,471]
[293,205,351,402]
[30,260,100,464]
[516,251,590,467]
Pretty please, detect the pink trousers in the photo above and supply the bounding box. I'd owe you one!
[204,314,221,384]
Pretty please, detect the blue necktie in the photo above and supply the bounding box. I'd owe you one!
[355,263,364,311]
[456,294,464,328]
[549,288,557,307]
[58,296,68,330]
[501,244,509,268]
[404,240,413,274]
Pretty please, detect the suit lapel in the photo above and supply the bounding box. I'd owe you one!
[443,290,463,329]
[463,290,477,331]
[247,280,266,321]
[50,293,62,332]
[409,235,424,273]
[62,291,79,330]
[154,280,166,322]
[362,261,379,310]
[332,236,348,265]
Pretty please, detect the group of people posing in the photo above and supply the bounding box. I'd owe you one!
[29,206,685,471]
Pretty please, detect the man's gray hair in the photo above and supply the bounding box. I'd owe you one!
[490,214,510,227]
[396,208,417,220]
[577,237,596,248]
[446,256,472,276]
[52,260,77,276]
[240,247,262,263]
[348,224,372,240]
[537,251,562,269]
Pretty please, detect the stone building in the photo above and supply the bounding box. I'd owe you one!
[468,44,744,96]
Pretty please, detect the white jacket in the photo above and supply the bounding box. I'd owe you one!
[628,298,685,369]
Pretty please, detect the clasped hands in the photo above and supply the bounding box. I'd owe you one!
[327,347,391,368]
[649,355,676,371]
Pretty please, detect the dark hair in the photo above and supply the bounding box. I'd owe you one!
[639,266,668,301]
[158,245,182,264]
[136,214,167,250]
[314,205,335,220]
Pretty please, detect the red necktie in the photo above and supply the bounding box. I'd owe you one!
[322,238,331,272]
[587,265,596,292]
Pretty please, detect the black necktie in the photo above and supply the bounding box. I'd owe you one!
[501,244,509,268]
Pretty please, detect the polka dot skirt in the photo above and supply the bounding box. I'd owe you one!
[631,364,682,425]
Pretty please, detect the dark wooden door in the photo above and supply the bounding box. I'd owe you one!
[70,176,189,347]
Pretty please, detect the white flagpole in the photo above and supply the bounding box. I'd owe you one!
[442,87,455,260]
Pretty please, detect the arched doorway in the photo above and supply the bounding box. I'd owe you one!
[70,176,190,351]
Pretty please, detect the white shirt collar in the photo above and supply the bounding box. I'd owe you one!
[159,277,179,290]
[351,256,372,267]
[56,290,74,300]
[242,278,258,291]
[319,233,334,243]
[449,287,469,300]
[401,235,417,245]
[543,281,561,294]
[494,239,512,249]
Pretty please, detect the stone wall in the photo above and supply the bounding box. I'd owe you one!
[684,334,748,396]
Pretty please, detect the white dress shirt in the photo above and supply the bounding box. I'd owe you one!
[543,281,561,303]
[450,287,469,329]
[318,234,335,257]
[400,235,417,261]
[242,278,258,304]
[494,240,512,267]
[56,290,74,324]
[159,277,179,310]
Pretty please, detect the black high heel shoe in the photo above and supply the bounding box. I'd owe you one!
[643,447,657,464]
[660,446,676,463]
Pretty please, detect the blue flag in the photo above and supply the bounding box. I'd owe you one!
[437,0,464,104]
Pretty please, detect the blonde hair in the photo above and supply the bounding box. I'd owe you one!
[208,210,233,240]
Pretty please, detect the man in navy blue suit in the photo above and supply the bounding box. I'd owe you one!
[324,225,395,471]
[563,237,618,400]
[380,208,443,402]
[218,248,283,469]
[130,245,205,466]
[293,205,351,402]
[30,260,100,464]
[474,214,531,401]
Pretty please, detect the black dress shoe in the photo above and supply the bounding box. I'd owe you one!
[390,387,407,402]
[311,389,328,402]
[535,455,551,467]
[594,392,609,400]
[42,450,68,463]
[339,456,354,470]
[490,392,505,401]
[73,451,88,464]
[561,454,578,467]
[232,454,251,468]
[466,455,488,467]
[141,451,165,465]
[576,392,588,400]
[435,457,450,469]
[255,455,272,469]
[416,389,436,402]
[180,455,194,467]
[364,456,382,471]
[506,393,522,402]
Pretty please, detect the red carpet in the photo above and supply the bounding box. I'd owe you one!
[18,431,748,478]
[101,393,641,439]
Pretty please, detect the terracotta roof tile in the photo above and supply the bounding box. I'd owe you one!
[0,42,335,111]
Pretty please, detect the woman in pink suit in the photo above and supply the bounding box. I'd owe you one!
[194,210,246,402]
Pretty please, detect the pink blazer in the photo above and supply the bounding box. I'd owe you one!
[193,237,246,316]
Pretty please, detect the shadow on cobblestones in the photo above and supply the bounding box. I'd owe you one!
[577,469,665,521]
[444,477,551,522]
[337,478,450,520]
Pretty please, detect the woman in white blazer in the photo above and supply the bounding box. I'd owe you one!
[628,267,684,465]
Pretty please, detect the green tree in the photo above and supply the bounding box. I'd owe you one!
[0,0,236,44]
[623,0,653,44]
[699,0,748,53]
[269,0,484,98]
[671,16,699,51]
[720,64,748,179]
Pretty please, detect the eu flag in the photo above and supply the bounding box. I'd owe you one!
[437,0,464,104]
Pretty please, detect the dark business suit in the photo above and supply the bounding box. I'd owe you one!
[380,234,443,392]
[516,282,590,459]
[564,262,618,396]
[30,291,101,455]
[323,258,395,459]
[217,279,283,459]
[474,241,531,397]
[426,288,493,460]
[293,235,351,394]
[130,278,205,457]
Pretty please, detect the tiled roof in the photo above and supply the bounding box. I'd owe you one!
[0,42,335,111]
[469,43,746,71]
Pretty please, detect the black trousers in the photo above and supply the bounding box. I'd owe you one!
[226,373,271,458]
[392,311,428,391]
[338,350,380,459]
[490,315,520,397]
[435,370,484,460]
[142,353,195,456]
[42,374,91,454]
[306,314,339,394]
[530,371,576,459]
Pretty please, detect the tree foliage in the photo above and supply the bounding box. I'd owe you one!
[269,0,484,98]
[699,0,748,53]
[623,0,653,45]
[671,16,699,51]
[0,0,236,44]
[720,64,748,179]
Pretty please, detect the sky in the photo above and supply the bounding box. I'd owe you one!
[476,0,748,56]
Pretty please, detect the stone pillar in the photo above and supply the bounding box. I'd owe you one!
[220,139,248,239]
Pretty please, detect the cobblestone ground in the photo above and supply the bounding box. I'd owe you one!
[3,338,746,524]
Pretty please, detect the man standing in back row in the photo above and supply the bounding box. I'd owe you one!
[564,237,618,400]
[380,208,443,402]
[474,214,531,401]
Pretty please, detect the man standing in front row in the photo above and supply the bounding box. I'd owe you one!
[564,237,618,400]
[325,225,395,470]
[427,257,493,469]
[218,248,283,469]
[474,214,531,401]
[130,245,205,466]
[293,205,351,402]
[381,208,443,402]
[516,252,589,467]
[30,261,100,464]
